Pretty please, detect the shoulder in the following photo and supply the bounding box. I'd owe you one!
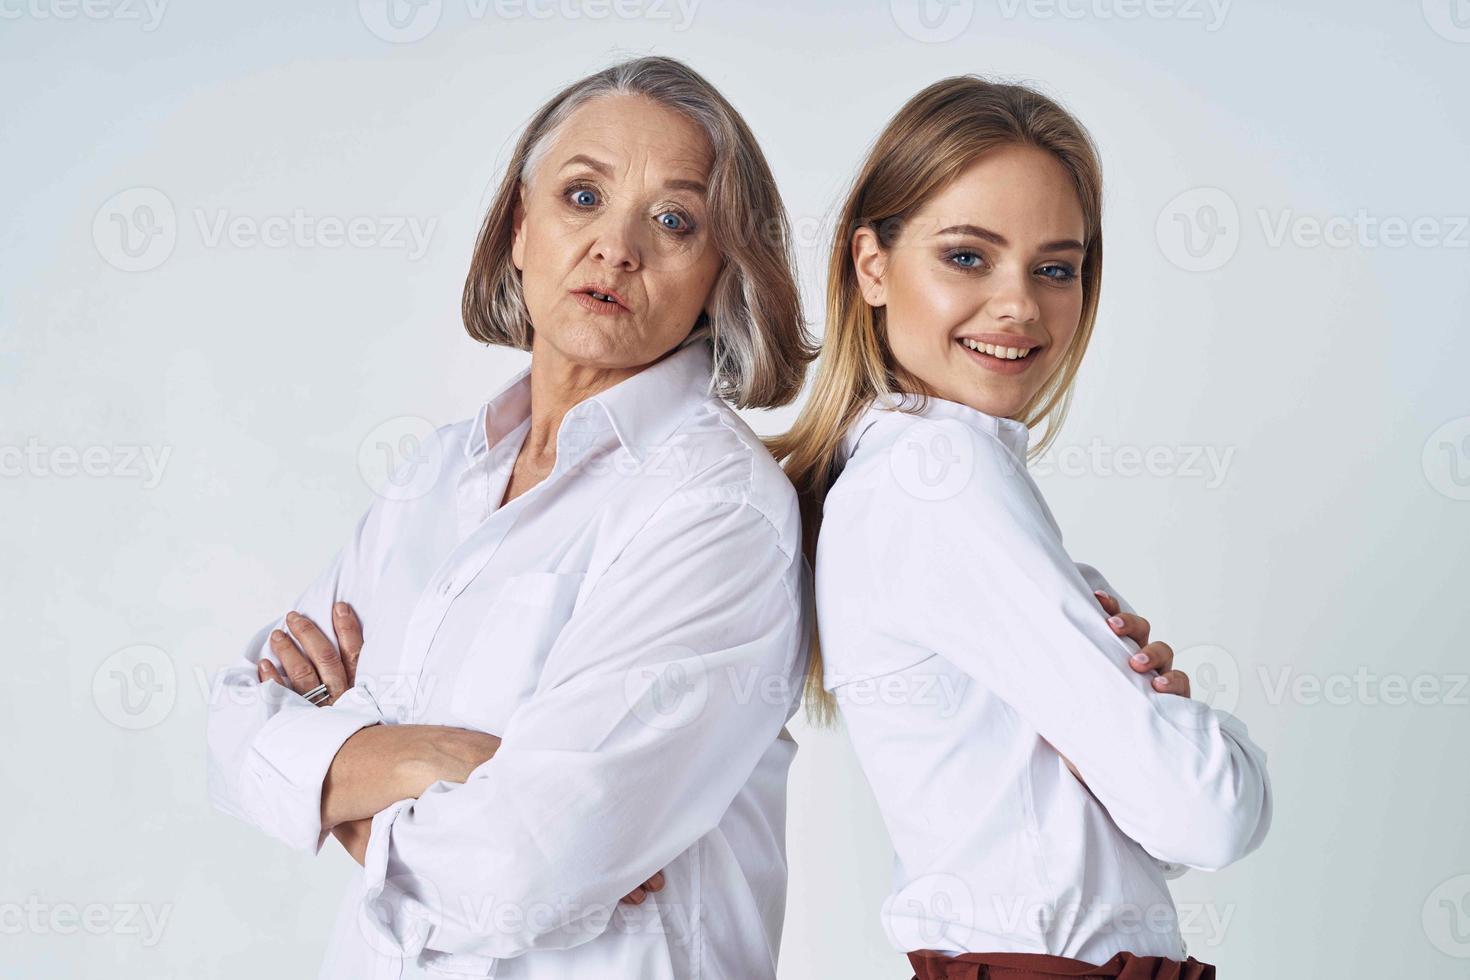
[826,409,1030,522]
[643,398,801,563]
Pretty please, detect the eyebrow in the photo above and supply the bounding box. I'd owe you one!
[558,154,708,195]
[934,223,1084,253]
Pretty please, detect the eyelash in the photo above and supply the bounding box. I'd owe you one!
[563,181,697,237]
[942,248,1078,283]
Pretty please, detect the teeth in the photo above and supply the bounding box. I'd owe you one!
[961,338,1033,360]
[591,291,613,302]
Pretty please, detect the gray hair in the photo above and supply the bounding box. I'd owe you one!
[461,55,814,410]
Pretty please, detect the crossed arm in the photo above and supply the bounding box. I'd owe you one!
[258,604,666,905]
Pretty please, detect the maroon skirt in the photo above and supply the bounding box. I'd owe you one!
[908,948,1216,980]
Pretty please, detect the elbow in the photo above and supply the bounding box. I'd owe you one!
[1144,765,1273,871]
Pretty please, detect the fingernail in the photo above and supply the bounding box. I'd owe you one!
[1153,676,1167,687]
[1108,615,1124,629]
[1132,652,1149,664]
[1094,590,1110,602]
[270,630,285,642]
[334,602,348,617]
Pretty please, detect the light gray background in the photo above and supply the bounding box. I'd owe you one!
[3,0,1467,976]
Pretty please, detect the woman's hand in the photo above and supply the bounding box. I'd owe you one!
[1092,590,1191,698]
[264,606,667,898]
[620,871,665,905]
[257,602,365,705]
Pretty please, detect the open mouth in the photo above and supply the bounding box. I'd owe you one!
[956,337,1042,374]
[572,285,631,316]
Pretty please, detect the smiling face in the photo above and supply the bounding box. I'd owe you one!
[510,93,724,373]
[852,142,1089,419]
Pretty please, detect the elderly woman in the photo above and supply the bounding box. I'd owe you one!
[206,56,815,979]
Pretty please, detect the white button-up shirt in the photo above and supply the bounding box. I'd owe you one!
[205,338,808,979]
[814,394,1272,964]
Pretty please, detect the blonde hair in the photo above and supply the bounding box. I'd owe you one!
[462,55,816,410]
[768,75,1106,724]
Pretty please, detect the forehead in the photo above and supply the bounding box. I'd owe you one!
[539,94,714,185]
[913,144,1085,241]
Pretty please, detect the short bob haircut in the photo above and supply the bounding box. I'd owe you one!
[462,55,815,410]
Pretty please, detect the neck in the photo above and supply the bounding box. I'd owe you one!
[522,335,643,462]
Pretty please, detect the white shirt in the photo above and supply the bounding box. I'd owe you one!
[205,338,809,980]
[814,394,1272,964]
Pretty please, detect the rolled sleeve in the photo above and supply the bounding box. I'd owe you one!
[205,502,386,854]
[248,685,385,854]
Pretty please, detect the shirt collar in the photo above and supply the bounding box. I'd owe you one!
[464,337,714,465]
[840,390,1032,464]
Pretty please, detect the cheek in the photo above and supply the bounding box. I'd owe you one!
[887,261,975,350]
[1041,289,1085,350]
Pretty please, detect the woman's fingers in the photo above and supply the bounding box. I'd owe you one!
[269,626,322,697]
[1105,611,1151,647]
[332,602,364,688]
[619,871,666,905]
[1127,640,1174,675]
[1151,669,1191,698]
[1093,592,1151,646]
[285,610,348,700]
[258,659,286,686]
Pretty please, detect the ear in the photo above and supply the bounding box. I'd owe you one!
[851,225,888,308]
[510,182,527,272]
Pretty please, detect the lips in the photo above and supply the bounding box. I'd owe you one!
[572,283,631,311]
[955,335,1043,376]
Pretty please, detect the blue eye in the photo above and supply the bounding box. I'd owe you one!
[658,211,692,234]
[947,249,982,269]
[569,187,598,208]
[1038,263,1077,282]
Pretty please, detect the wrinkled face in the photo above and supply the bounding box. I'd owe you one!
[511,93,724,371]
[853,143,1088,418]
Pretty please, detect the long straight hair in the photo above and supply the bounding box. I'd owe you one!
[768,76,1106,724]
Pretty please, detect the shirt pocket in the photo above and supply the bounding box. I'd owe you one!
[448,570,586,734]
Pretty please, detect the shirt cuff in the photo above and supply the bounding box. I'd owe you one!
[359,796,501,977]
[248,685,384,855]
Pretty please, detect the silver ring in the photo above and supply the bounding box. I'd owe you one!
[303,683,330,705]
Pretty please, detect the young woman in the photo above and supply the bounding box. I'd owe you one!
[772,78,1272,978]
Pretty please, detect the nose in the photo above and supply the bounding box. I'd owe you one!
[590,210,641,272]
[985,267,1041,325]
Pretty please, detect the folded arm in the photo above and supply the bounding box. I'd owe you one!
[355,488,806,963]
[882,428,1272,871]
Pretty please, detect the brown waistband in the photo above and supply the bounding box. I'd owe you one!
[908,948,1216,980]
